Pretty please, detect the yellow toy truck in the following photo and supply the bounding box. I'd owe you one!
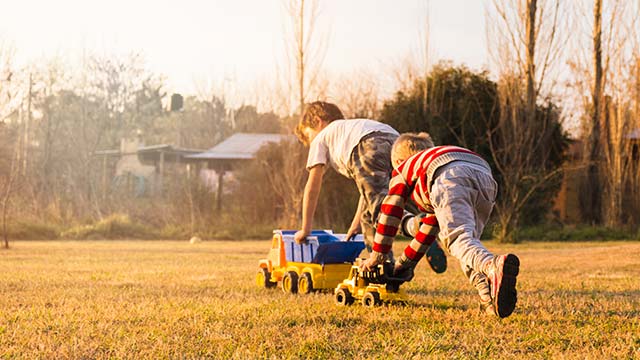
[256,230,366,294]
[334,260,408,307]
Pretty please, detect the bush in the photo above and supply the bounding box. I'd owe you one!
[60,214,159,240]
[4,222,60,240]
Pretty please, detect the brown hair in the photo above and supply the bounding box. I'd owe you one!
[301,101,344,129]
[294,122,309,145]
[391,132,435,166]
[294,101,344,145]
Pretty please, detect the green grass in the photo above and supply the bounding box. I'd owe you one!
[517,224,639,242]
[1,240,639,358]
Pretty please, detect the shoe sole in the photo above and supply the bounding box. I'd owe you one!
[496,254,520,318]
[426,242,447,274]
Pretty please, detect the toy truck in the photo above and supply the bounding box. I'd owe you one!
[334,260,408,307]
[256,230,366,294]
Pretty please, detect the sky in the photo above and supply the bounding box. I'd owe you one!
[0,0,489,105]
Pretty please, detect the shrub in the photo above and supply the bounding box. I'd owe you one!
[5,222,60,240]
[60,214,159,240]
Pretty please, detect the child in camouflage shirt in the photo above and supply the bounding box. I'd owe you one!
[292,101,398,252]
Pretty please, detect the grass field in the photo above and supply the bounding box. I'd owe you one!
[1,239,639,359]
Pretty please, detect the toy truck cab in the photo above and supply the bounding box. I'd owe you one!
[256,230,365,294]
[334,261,408,307]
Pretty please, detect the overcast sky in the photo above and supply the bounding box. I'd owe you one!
[1,0,489,103]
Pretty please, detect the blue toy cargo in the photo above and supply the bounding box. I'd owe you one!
[278,230,365,264]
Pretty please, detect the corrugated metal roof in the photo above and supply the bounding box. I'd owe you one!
[187,133,293,160]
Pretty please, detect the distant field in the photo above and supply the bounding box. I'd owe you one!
[1,240,639,358]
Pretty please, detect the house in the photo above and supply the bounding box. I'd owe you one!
[185,133,293,209]
[93,137,203,196]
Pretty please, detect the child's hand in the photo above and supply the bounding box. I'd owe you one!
[346,224,361,241]
[360,251,385,271]
[294,230,309,244]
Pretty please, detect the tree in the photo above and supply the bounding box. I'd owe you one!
[1,139,18,249]
[330,70,380,119]
[485,0,569,241]
[379,64,568,239]
[258,139,308,228]
[282,0,327,117]
[230,137,358,232]
[380,63,500,153]
[0,41,20,248]
[569,0,639,227]
[264,0,329,226]
[585,0,604,224]
[233,105,281,133]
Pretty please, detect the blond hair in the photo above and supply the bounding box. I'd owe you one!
[295,101,344,145]
[391,132,435,166]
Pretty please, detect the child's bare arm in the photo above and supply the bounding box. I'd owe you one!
[346,195,364,240]
[294,165,325,243]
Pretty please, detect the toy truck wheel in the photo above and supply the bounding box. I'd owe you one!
[362,291,382,307]
[335,288,354,306]
[257,267,277,289]
[282,271,299,294]
[298,272,314,294]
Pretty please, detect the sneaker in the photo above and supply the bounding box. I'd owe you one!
[426,241,447,274]
[479,298,497,316]
[486,254,520,318]
[393,264,415,282]
[474,276,495,316]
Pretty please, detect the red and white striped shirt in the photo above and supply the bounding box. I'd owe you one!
[373,146,489,260]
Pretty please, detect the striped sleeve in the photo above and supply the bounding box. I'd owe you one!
[372,172,409,254]
[399,213,439,264]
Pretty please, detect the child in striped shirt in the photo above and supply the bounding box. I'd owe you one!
[362,132,520,318]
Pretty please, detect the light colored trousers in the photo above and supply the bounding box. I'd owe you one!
[430,162,497,286]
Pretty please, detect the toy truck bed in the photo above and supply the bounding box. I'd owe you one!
[256,230,366,294]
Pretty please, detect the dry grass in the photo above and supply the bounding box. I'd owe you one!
[1,240,639,359]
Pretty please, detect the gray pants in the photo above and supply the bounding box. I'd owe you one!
[430,162,497,286]
[347,132,398,251]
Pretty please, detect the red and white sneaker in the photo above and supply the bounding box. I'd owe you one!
[486,254,520,318]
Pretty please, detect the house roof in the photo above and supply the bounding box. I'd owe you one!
[186,133,293,160]
[93,144,203,157]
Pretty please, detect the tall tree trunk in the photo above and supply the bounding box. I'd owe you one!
[526,0,537,125]
[298,0,305,118]
[2,145,17,249]
[586,0,603,224]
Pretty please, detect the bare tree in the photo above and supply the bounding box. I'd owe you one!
[267,0,328,226]
[486,0,569,241]
[581,0,604,224]
[1,135,19,249]
[0,40,19,248]
[260,139,307,228]
[569,0,639,227]
[281,0,327,117]
[598,2,639,227]
[330,69,380,119]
